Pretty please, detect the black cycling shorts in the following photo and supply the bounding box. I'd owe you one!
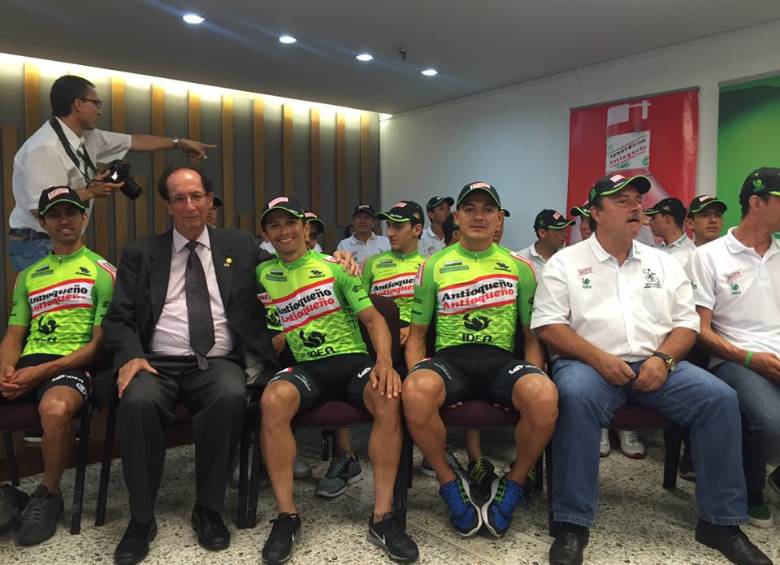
[267,353,374,415]
[409,344,545,408]
[1,353,92,404]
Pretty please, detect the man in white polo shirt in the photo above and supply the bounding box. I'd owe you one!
[688,168,780,530]
[336,204,390,264]
[533,174,770,565]
[420,196,454,257]
[516,209,573,274]
[645,197,696,267]
[686,194,728,246]
[570,202,592,242]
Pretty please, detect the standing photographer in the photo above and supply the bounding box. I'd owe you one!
[9,74,215,271]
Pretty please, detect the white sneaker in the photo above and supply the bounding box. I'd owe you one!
[600,429,611,457]
[617,430,646,459]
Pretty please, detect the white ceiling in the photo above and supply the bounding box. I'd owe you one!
[2,0,779,114]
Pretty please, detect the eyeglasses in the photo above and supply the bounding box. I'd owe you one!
[170,192,208,206]
[79,97,103,110]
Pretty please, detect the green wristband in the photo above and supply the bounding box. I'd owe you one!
[744,351,754,368]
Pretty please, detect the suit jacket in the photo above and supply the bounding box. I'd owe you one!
[102,226,279,376]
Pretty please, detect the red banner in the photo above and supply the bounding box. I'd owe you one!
[567,89,699,242]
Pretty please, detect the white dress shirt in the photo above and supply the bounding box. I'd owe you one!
[336,232,390,265]
[151,227,234,357]
[515,242,547,274]
[532,236,699,362]
[688,228,780,359]
[10,118,131,231]
[419,226,446,257]
[660,234,696,267]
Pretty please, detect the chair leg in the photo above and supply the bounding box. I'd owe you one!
[545,442,556,537]
[247,403,263,529]
[4,431,19,486]
[320,429,334,461]
[236,415,252,529]
[393,427,413,530]
[70,404,92,534]
[662,428,683,490]
[95,401,117,526]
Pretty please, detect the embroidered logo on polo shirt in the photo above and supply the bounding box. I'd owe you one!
[581,277,592,290]
[643,268,662,289]
[730,283,741,296]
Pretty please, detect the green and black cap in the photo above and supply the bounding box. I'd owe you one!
[588,174,651,205]
[378,200,425,226]
[534,209,575,230]
[643,197,687,224]
[304,211,325,232]
[260,196,306,225]
[456,181,501,208]
[426,196,454,212]
[38,186,87,216]
[687,194,727,217]
[740,167,780,199]
[570,201,591,218]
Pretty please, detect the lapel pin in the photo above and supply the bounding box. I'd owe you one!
[224,257,233,268]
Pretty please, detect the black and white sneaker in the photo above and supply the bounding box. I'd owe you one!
[368,513,419,563]
[262,513,301,565]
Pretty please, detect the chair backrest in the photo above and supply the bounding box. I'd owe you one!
[360,294,404,375]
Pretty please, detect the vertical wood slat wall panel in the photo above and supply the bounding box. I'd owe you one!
[111,78,129,258]
[23,64,40,139]
[134,177,149,239]
[221,96,235,228]
[188,92,201,166]
[252,99,265,234]
[2,127,18,309]
[335,113,347,226]
[360,113,371,205]
[282,105,294,197]
[151,85,166,234]
[309,108,321,214]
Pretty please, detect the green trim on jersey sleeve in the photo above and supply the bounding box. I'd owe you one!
[361,254,377,291]
[328,260,373,315]
[255,264,283,332]
[89,249,116,327]
[508,249,537,325]
[8,271,32,328]
[411,255,439,327]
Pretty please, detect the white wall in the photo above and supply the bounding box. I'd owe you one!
[380,19,780,250]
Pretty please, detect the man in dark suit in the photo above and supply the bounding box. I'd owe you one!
[102,165,278,565]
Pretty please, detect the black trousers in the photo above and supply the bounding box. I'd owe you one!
[117,356,246,523]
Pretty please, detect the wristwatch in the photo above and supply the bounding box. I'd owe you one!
[171,137,181,148]
[651,351,675,372]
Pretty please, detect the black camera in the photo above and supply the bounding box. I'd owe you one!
[104,160,142,200]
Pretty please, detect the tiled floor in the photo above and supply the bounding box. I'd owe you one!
[1,428,778,564]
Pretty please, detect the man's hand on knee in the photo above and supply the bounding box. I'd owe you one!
[118,358,158,398]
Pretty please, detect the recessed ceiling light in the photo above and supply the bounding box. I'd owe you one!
[421,68,438,77]
[279,35,297,44]
[356,53,374,62]
[182,13,204,25]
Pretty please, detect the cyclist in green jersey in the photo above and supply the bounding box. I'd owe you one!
[0,186,114,546]
[402,182,558,539]
[256,197,419,565]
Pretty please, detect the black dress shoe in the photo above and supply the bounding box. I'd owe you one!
[192,503,230,551]
[114,518,157,565]
[549,523,590,565]
[695,519,773,565]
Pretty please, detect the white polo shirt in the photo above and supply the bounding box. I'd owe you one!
[10,118,132,232]
[687,228,780,359]
[336,232,390,265]
[419,226,446,257]
[515,242,547,274]
[660,234,695,267]
[532,236,699,362]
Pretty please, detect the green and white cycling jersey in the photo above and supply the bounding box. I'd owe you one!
[361,249,424,324]
[411,243,537,353]
[256,250,372,361]
[8,246,116,357]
